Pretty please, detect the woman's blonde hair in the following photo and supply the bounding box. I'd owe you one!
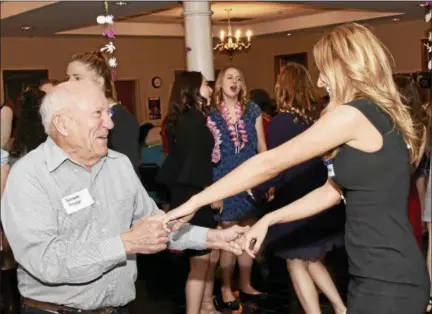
[313,23,420,165]
[275,62,322,123]
[213,66,249,115]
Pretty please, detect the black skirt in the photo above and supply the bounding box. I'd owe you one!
[347,276,429,314]
[169,184,217,257]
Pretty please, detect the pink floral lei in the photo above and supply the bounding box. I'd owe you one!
[206,117,222,163]
[206,102,248,163]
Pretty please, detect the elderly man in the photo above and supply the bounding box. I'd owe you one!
[1,81,247,314]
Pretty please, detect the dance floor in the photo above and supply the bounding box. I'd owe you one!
[2,237,429,313]
[129,247,349,314]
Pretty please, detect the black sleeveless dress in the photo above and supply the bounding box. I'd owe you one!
[330,99,429,314]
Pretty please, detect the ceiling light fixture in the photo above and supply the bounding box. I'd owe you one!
[392,17,400,22]
[115,1,128,6]
[286,33,292,36]
[214,8,252,60]
[21,26,31,31]
[418,3,426,7]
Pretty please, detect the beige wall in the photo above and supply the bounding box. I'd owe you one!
[1,19,426,123]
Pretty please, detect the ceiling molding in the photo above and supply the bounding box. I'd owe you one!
[56,9,403,38]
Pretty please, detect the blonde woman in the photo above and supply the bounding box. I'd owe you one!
[206,67,267,312]
[166,23,429,314]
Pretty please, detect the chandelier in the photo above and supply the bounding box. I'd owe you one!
[213,9,252,60]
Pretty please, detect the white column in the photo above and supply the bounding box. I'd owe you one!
[182,1,215,81]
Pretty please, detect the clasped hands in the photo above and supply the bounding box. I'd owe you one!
[121,212,267,257]
[162,202,271,258]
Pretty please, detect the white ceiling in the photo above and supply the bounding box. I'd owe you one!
[126,2,327,24]
[0,1,426,38]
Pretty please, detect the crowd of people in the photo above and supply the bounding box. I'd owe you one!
[0,22,430,314]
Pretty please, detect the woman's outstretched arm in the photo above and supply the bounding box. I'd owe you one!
[242,179,342,257]
[166,105,359,224]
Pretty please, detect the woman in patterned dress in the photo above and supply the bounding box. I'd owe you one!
[205,67,267,312]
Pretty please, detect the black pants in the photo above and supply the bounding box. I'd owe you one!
[347,276,429,314]
[21,303,129,314]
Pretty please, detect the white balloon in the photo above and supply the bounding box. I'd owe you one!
[97,15,106,24]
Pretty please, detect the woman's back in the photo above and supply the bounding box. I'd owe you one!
[267,113,327,205]
[261,112,345,257]
[157,107,214,188]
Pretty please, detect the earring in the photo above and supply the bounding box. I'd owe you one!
[325,86,331,97]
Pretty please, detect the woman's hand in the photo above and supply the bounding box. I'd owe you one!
[265,187,275,202]
[210,200,224,213]
[163,200,199,232]
[242,216,271,258]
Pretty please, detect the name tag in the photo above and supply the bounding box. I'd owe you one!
[61,188,94,215]
[323,159,336,178]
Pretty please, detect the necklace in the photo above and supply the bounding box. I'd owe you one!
[220,102,248,153]
[278,106,315,124]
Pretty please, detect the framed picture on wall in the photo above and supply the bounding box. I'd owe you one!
[148,97,161,120]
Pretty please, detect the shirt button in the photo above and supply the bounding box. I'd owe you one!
[96,201,100,206]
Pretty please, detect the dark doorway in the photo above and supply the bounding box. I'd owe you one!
[274,52,308,83]
[115,80,137,115]
[2,70,49,114]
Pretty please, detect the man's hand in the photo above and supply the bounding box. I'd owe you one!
[206,225,250,255]
[121,215,170,255]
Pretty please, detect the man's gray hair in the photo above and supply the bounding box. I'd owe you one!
[39,85,71,135]
[40,80,104,135]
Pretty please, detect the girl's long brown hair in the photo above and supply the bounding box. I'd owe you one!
[165,71,208,135]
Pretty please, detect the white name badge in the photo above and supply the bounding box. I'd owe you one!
[61,188,94,215]
[327,164,336,178]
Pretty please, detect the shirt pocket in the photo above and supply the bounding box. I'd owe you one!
[109,196,135,233]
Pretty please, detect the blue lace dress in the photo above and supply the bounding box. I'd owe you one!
[209,102,262,222]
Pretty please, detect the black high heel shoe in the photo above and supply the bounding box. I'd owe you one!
[239,290,268,303]
[213,295,243,313]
